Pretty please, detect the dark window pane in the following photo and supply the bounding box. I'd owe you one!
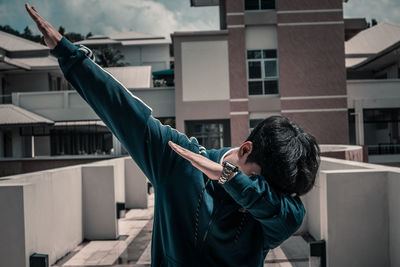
[250,119,264,129]
[264,80,278,94]
[263,49,277,58]
[245,0,260,10]
[264,60,277,77]
[248,61,261,78]
[185,120,231,149]
[261,0,275,9]
[249,81,263,95]
[247,50,262,59]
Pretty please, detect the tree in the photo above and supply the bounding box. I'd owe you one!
[58,26,65,35]
[94,47,126,67]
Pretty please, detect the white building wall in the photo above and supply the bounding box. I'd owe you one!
[141,45,169,71]
[347,79,400,109]
[118,45,141,66]
[245,26,277,50]
[118,44,170,71]
[181,40,230,101]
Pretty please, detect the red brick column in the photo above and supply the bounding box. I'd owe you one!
[226,0,249,146]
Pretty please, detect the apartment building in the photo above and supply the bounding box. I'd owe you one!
[174,0,349,148]
[2,1,399,166]
[0,31,164,159]
[74,31,171,71]
[346,22,400,164]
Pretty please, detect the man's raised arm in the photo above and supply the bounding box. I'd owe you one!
[25,3,194,186]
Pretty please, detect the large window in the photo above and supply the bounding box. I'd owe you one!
[364,108,400,155]
[185,120,230,149]
[247,49,279,95]
[50,124,112,156]
[245,0,275,10]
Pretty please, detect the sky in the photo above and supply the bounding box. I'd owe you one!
[0,0,399,38]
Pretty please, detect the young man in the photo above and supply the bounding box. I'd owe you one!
[25,4,320,266]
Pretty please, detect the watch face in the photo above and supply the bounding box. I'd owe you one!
[223,161,238,172]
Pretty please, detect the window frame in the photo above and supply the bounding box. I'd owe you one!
[244,0,276,11]
[246,49,279,96]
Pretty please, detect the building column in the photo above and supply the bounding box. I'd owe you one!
[226,0,249,147]
[12,128,22,158]
[354,100,364,145]
[277,1,349,144]
[112,135,122,155]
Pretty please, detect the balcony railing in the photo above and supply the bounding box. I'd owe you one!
[368,143,400,155]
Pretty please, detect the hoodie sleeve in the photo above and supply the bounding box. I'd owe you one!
[222,171,306,249]
[51,37,193,187]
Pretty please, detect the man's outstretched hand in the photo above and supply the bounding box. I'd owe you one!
[168,141,223,181]
[25,3,62,49]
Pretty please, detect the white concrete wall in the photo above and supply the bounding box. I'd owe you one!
[321,170,390,267]
[388,171,400,267]
[301,157,400,266]
[141,45,169,71]
[181,40,230,101]
[125,158,148,209]
[118,45,141,66]
[12,87,175,121]
[0,185,26,267]
[245,25,277,50]
[347,79,400,109]
[118,44,170,71]
[23,167,83,265]
[0,156,148,266]
[82,165,118,240]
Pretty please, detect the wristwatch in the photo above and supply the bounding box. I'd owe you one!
[218,161,239,184]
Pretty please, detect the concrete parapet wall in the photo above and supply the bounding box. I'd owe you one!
[83,165,118,240]
[0,156,148,266]
[303,156,400,267]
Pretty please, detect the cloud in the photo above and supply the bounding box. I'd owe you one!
[343,0,400,25]
[0,0,219,37]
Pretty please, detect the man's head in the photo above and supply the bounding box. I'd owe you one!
[237,116,320,196]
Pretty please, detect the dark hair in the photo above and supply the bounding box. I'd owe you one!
[246,116,320,196]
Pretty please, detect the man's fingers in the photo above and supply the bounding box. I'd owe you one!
[25,3,38,21]
[168,141,194,161]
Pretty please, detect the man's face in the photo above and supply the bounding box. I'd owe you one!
[236,141,262,177]
[238,160,262,177]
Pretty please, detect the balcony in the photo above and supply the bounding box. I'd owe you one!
[11,87,175,121]
[0,156,399,266]
[347,79,400,109]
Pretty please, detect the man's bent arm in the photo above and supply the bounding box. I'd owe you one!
[51,37,193,186]
[222,172,306,249]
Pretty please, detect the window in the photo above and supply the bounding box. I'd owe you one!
[247,49,279,95]
[50,124,112,156]
[245,0,275,10]
[185,120,231,149]
[363,108,400,155]
[249,118,264,133]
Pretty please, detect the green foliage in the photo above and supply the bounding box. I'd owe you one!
[0,25,43,43]
[93,47,127,67]
[0,24,85,44]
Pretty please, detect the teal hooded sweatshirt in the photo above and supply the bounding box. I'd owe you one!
[51,37,306,267]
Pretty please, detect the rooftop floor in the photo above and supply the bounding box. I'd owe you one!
[53,194,310,267]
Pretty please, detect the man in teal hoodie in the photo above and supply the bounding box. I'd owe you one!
[26,4,320,266]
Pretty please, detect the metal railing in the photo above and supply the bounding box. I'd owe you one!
[368,143,400,155]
